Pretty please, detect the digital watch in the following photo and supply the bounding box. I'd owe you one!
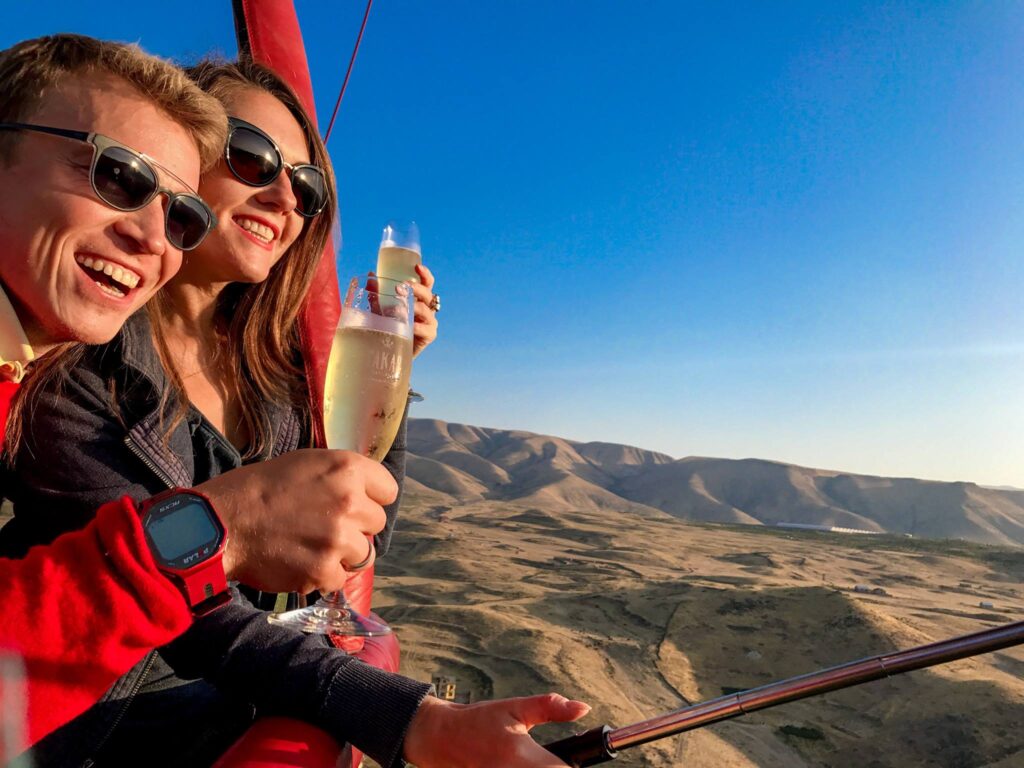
[138,488,231,617]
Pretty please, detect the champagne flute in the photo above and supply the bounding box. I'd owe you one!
[377,220,425,403]
[269,276,414,636]
[376,220,421,286]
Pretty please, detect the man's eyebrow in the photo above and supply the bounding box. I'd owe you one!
[144,153,199,195]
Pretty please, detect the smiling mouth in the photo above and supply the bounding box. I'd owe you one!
[234,216,277,245]
[75,255,142,299]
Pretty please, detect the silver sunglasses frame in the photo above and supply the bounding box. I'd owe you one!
[0,122,217,250]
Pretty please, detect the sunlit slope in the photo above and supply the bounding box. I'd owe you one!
[376,493,1024,768]
[407,419,1024,546]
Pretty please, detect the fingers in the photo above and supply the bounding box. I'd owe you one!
[415,262,435,289]
[363,459,399,507]
[328,449,399,506]
[366,272,382,315]
[409,279,434,306]
[511,693,592,730]
[309,560,348,594]
[342,533,376,572]
[413,308,439,358]
[413,295,436,323]
[409,268,439,358]
[414,322,438,349]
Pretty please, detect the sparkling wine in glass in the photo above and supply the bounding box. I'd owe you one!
[376,220,421,286]
[268,276,414,636]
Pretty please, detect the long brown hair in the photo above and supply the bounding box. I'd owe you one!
[147,57,338,458]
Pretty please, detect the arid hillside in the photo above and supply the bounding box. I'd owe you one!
[405,419,1024,547]
[376,488,1024,767]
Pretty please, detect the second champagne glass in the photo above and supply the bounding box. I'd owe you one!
[376,220,421,285]
[268,276,414,636]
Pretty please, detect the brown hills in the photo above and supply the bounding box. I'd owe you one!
[405,419,1024,547]
[375,419,1024,766]
[376,480,1024,766]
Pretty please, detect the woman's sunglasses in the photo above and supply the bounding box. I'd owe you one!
[225,117,329,219]
[0,122,216,251]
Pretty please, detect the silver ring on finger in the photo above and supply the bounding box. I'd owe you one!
[428,293,441,313]
[345,536,374,572]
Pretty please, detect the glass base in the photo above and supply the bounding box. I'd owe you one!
[268,592,392,637]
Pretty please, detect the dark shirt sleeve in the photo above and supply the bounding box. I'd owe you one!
[376,397,411,557]
[164,592,428,767]
[5,363,430,767]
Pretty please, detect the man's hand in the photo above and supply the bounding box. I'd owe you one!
[403,692,591,767]
[195,448,397,593]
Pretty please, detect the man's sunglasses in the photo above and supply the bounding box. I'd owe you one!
[0,122,216,251]
[225,117,329,219]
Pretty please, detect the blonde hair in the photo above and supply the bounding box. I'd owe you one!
[0,34,226,170]
[2,35,229,453]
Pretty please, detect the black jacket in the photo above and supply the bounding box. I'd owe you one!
[0,311,428,768]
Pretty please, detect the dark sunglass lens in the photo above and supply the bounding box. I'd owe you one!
[166,196,213,250]
[93,147,158,209]
[292,166,328,217]
[228,127,279,185]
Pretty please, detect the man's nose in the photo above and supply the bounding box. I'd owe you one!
[112,198,168,256]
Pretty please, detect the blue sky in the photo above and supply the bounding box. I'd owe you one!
[6,2,1024,485]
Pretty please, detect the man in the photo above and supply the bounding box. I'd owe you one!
[0,34,588,768]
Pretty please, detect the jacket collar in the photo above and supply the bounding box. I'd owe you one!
[116,309,170,390]
[111,307,304,460]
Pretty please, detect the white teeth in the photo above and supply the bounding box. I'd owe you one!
[75,255,141,290]
[94,280,126,298]
[236,218,275,243]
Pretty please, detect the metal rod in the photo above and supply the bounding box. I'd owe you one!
[545,619,1024,766]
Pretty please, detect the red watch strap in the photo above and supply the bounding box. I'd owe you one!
[180,558,231,617]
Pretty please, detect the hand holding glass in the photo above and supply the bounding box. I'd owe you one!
[269,276,414,636]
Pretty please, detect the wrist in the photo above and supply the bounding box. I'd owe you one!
[137,488,231,617]
[404,695,459,765]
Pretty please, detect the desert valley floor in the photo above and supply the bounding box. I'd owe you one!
[373,492,1024,767]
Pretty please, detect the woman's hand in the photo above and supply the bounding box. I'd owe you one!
[410,263,439,358]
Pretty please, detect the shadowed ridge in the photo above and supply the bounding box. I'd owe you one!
[406,419,1024,546]
[378,493,1024,768]
[404,455,488,499]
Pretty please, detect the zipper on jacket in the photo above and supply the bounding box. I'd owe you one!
[123,435,176,489]
[80,650,158,767]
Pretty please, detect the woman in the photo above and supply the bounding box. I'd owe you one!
[152,60,437,463]
[3,59,439,767]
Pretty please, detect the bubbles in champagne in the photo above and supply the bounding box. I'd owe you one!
[377,245,422,285]
[324,319,413,460]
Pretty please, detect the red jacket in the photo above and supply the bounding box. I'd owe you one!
[0,381,191,749]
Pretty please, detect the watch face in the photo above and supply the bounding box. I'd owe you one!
[143,495,224,570]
